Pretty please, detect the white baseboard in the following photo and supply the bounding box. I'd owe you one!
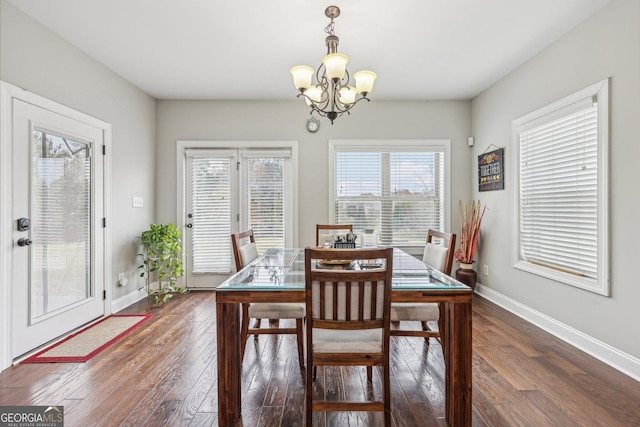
[111,288,147,313]
[475,283,640,382]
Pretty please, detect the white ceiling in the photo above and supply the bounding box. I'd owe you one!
[6,0,612,101]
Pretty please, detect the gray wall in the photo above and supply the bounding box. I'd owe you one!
[156,100,472,247]
[471,0,640,359]
[0,0,157,301]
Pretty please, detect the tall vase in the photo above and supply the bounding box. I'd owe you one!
[455,262,477,291]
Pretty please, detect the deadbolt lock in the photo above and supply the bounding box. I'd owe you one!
[17,218,31,232]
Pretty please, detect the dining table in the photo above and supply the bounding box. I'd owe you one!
[215,247,473,426]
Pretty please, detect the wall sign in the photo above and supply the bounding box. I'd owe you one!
[478,147,504,191]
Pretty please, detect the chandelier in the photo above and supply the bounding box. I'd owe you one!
[290,6,377,124]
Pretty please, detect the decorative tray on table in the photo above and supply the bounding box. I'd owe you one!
[358,259,384,269]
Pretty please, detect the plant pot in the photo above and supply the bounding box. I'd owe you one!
[455,262,477,291]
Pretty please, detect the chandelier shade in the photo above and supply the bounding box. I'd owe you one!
[339,86,357,104]
[322,53,349,81]
[290,6,376,124]
[354,71,377,95]
[305,86,322,106]
[290,66,314,91]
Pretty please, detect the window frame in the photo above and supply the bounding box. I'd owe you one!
[511,79,609,296]
[329,139,451,256]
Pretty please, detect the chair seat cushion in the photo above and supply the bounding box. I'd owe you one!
[248,302,305,319]
[390,302,439,322]
[312,328,383,353]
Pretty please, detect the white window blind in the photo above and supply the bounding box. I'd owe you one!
[189,155,232,274]
[32,131,92,315]
[243,151,290,254]
[334,147,445,247]
[520,101,597,278]
[514,79,609,295]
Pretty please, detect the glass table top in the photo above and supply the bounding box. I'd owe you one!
[217,248,471,291]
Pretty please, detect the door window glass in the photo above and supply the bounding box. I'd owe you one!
[31,130,92,319]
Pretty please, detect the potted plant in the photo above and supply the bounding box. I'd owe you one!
[454,200,487,290]
[138,223,187,305]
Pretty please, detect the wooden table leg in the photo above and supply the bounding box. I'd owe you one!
[217,301,241,426]
[444,301,472,426]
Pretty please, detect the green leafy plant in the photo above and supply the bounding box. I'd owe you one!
[138,223,187,305]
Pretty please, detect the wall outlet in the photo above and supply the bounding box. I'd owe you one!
[117,272,128,287]
[483,264,489,276]
[132,196,144,208]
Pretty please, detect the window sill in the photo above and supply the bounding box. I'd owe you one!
[514,260,608,296]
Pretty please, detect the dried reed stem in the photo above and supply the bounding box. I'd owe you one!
[455,200,487,263]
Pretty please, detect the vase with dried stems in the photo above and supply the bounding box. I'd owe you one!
[454,200,487,291]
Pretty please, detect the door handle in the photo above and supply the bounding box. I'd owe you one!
[17,238,33,247]
[186,223,193,228]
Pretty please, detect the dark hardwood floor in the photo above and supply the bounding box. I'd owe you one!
[1,292,639,426]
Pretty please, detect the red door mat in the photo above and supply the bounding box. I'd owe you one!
[22,314,153,363]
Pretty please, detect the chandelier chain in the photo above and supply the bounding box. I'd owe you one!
[324,20,335,36]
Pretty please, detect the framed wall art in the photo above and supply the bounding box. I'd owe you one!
[478,147,504,191]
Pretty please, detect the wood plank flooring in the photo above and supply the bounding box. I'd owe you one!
[1,292,639,426]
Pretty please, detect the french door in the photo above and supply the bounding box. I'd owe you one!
[11,98,106,359]
[183,148,294,288]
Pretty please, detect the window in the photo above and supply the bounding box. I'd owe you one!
[329,140,450,250]
[513,79,609,295]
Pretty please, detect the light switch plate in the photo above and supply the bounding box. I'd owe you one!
[132,196,143,208]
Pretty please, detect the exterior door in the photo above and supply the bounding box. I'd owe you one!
[12,98,105,359]
[184,149,238,288]
[183,148,293,288]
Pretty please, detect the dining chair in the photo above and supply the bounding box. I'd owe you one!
[315,223,353,247]
[304,247,393,426]
[390,229,457,342]
[231,229,305,367]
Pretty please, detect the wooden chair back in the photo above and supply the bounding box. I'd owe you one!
[304,247,393,425]
[306,248,392,330]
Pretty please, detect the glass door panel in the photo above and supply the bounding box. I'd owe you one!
[30,130,92,321]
